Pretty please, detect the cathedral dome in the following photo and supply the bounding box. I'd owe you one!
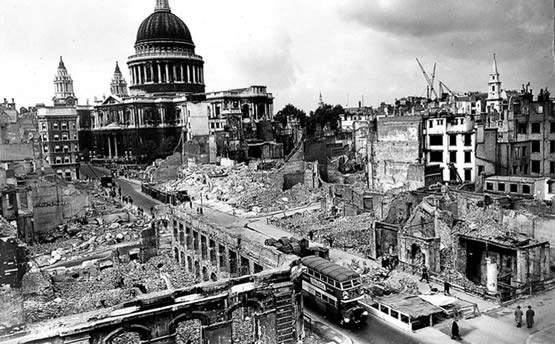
[136,5,193,45]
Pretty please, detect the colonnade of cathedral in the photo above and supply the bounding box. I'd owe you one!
[54,82,74,94]
[93,105,180,129]
[128,62,204,86]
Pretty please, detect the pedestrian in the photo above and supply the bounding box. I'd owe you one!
[308,230,314,241]
[382,255,390,270]
[118,186,122,197]
[514,305,523,328]
[451,319,462,340]
[419,264,429,283]
[526,305,535,328]
[444,280,451,296]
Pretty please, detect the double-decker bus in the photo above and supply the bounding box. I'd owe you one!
[300,256,368,326]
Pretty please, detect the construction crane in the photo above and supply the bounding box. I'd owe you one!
[438,81,454,96]
[416,58,438,100]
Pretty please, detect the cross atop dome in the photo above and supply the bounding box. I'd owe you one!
[155,0,171,12]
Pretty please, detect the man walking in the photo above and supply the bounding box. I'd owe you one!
[419,264,429,283]
[444,280,451,296]
[451,318,462,340]
[526,305,535,328]
[514,306,523,327]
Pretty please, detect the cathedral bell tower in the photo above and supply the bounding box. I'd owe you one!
[110,62,129,97]
[53,56,78,107]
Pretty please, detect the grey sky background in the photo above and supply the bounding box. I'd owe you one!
[0,0,554,112]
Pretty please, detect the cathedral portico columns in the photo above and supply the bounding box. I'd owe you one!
[180,65,184,82]
[165,63,170,83]
[114,136,118,157]
[157,63,162,83]
[107,135,112,158]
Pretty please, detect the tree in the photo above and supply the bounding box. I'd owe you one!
[274,104,307,128]
[307,103,344,136]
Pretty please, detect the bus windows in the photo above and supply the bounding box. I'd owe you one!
[352,279,361,287]
[314,272,321,279]
[341,281,352,289]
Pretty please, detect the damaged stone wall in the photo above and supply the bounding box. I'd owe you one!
[8,267,302,344]
[368,116,425,192]
[28,180,89,242]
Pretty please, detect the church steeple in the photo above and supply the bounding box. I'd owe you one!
[487,53,502,113]
[492,53,499,75]
[155,0,171,12]
[53,56,77,107]
[110,61,129,97]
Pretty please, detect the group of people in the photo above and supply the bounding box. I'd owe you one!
[514,305,535,328]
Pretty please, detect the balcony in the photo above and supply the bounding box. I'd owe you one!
[128,51,203,63]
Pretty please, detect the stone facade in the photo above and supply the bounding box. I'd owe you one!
[368,116,425,192]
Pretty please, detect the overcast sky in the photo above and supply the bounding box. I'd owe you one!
[0,0,553,113]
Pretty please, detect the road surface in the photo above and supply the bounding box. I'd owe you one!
[305,306,422,344]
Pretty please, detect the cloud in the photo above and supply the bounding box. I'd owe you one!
[342,0,551,62]
[235,33,296,90]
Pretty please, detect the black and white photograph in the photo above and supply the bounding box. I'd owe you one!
[1,1,555,343]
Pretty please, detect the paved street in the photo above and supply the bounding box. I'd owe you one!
[116,178,161,216]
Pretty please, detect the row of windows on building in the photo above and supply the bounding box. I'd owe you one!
[514,140,555,155]
[209,121,224,130]
[42,133,77,141]
[46,155,75,165]
[429,134,473,146]
[486,181,532,194]
[517,122,555,134]
[428,150,473,164]
[56,169,74,180]
[428,118,466,128]
[513,161,555,175]
[43,145,78,153]
[41,121,76,131]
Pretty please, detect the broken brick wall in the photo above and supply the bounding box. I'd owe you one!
[369,116,424,192]
[151,152,182,183]
[28,181,89,242]
[0,236,28,288]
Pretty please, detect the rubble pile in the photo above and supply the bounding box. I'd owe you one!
[112,332,141,344]
[343,259,420,296]
[176,320,202,344]
[159,163,320,213]
[0,286,24,334]
[23,256,198,323]
[28,188,151,265]
[270,210,374,256]
[231,308,255,344]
